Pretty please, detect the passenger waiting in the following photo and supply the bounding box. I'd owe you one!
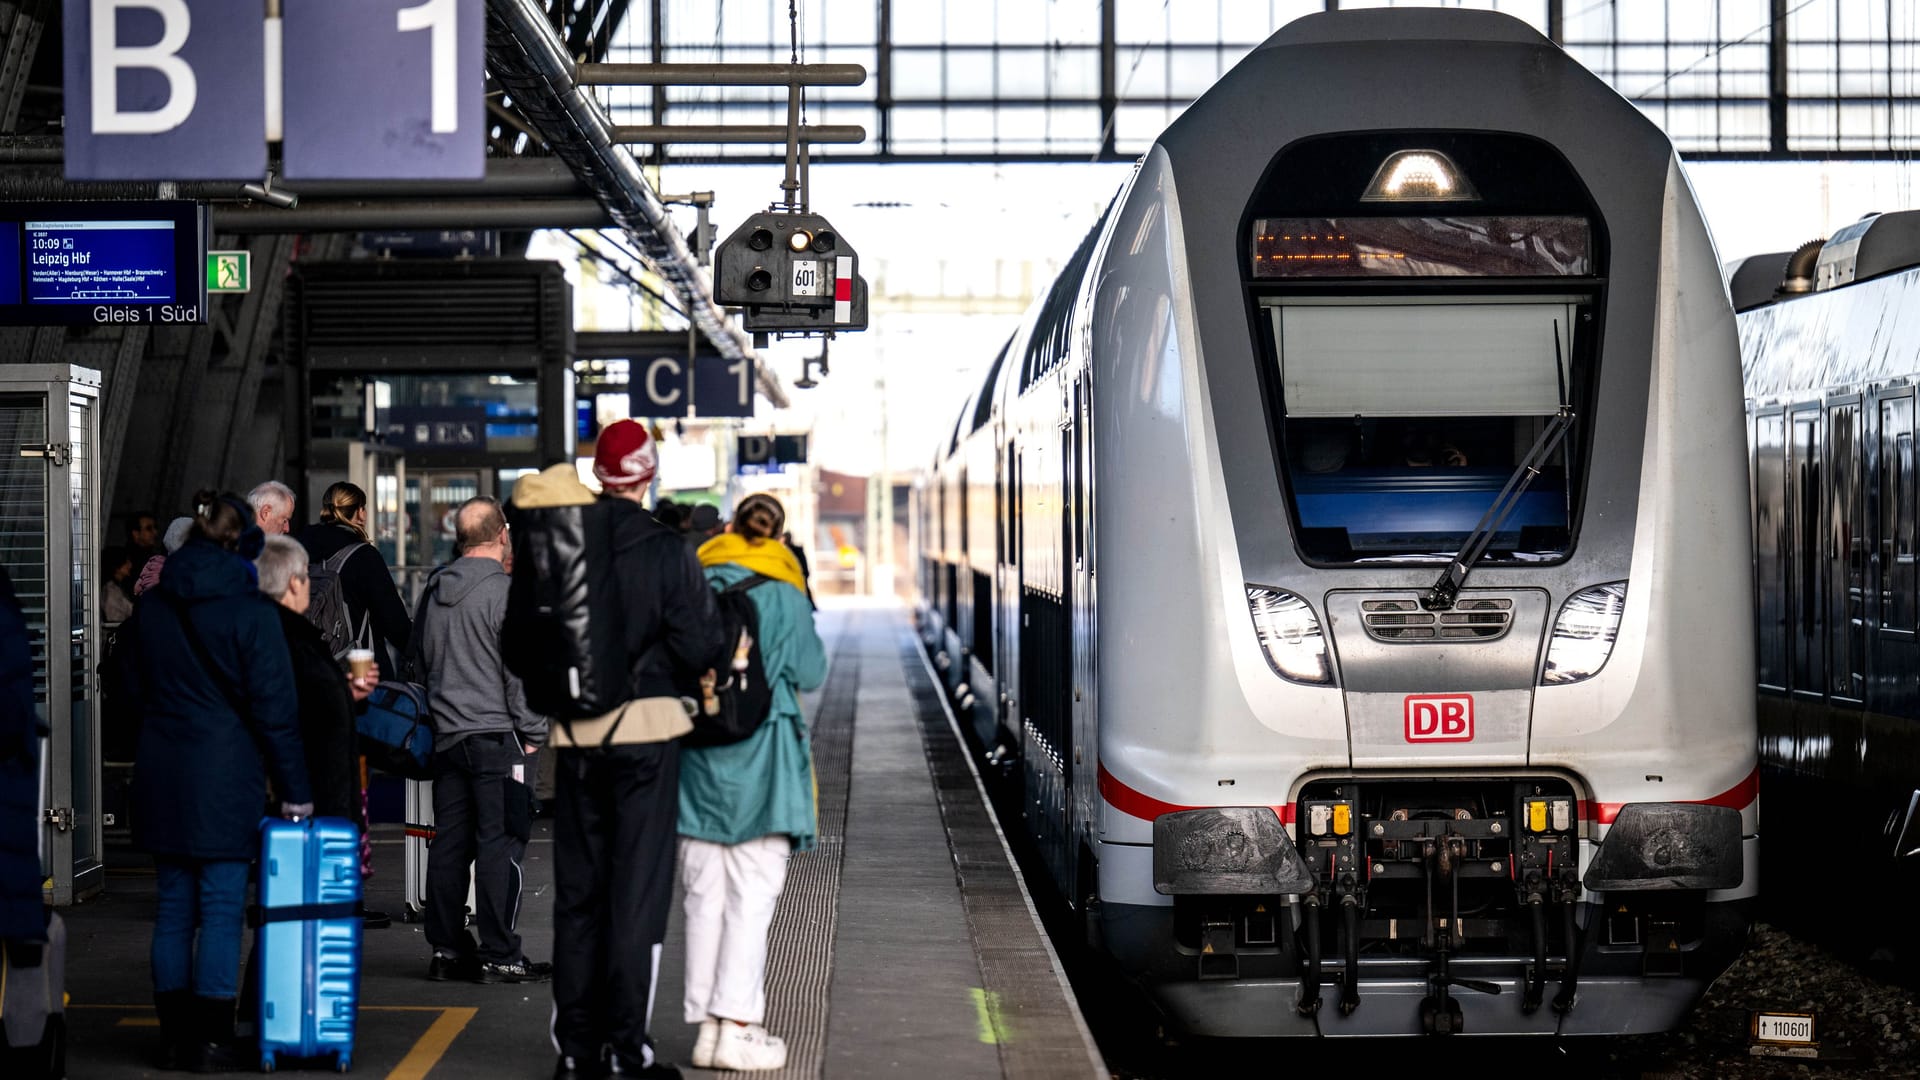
[129,495,312,1071]
[681,493,827,1071]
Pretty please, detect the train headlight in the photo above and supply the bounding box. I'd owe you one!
[1360,149,1479,203]
[1542,581,1628,685]
[1246,585,1334,686]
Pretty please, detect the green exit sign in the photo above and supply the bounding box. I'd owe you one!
[207,250,251,294]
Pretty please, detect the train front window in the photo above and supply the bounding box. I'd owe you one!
[1265,295,1587,564]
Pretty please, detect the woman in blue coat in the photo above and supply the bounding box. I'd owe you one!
[129,495,312,1070]
[680,494,827,1072]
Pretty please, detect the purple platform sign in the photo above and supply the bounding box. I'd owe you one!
[63,0,266,181]
[281,0,485,181]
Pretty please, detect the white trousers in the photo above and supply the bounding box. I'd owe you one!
[679,834,791,1025]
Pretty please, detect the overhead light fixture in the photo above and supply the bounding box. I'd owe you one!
[788,229,814,252]
[1361,149,1479,203]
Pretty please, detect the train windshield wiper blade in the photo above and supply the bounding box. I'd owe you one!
[1421,407,1574,611]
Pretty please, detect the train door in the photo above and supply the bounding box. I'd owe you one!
[1753,411,1790,769]
[1069,375,1097,882]
[1827,400,1866,703]
[998,436,1017,742]
[1875,392,1917,717]
[1786,407,1825,779]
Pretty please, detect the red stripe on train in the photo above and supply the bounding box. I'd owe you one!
[1096,762,1296,826]
[1579,765,1759,825]
[1099,762,1758,830]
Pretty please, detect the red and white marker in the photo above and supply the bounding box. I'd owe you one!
[834,256,853,323]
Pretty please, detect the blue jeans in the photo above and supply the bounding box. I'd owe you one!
[151,858,250,999]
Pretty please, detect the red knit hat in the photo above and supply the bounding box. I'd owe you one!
[593,419,657,490]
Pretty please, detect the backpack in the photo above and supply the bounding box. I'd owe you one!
[503,500,629,719]
[305,542,366,663]
[355,681,434,780]
[684,574,776,749]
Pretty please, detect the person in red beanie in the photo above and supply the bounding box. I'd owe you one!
[533,419,728,1080]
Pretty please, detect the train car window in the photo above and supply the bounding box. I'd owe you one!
[1264,295,1581,562]
[1789,411,1825,695]
[972,338,1011,433]
[1828,402,1865,699]
[1754,413,1788,689]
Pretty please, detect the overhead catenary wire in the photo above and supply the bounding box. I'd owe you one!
[565,229,691,321]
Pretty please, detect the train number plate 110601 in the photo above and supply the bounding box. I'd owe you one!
[1751,1011,1817,1047]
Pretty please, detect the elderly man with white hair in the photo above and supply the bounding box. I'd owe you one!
[246,481,297,536]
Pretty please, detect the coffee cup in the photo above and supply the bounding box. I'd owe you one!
[347,648,375,680]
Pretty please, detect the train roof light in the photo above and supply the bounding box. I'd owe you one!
[1361,149,1479,203]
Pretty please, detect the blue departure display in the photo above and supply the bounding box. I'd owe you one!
[25,220,177,304]
[0,201,205,325]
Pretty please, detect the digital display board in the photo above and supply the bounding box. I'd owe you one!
[1250,216,1593,279]
[0,201,207,325]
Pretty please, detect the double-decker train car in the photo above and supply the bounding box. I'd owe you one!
[1730,212,1920,960]
[916,9,1757,1037]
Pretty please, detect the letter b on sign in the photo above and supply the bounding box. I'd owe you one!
[1404,694,1474,743]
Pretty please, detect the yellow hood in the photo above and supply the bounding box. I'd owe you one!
[697,532,808,594]
[511,464,595,509]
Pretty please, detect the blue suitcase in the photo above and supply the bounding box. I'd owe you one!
[256,817,360,1073]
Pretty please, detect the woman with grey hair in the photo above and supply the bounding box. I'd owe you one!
[255,535,376,821]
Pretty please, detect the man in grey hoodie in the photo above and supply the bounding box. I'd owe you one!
[416,496,551,984]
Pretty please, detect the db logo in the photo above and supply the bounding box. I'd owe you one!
[1404,694,1474,743]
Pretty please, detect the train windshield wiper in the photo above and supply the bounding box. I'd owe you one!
[1422,324,1575,612]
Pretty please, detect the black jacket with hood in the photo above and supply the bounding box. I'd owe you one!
[506,465,727,719]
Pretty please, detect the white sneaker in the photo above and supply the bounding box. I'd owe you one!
[711,1023,788,1071]
[691,1018,720,1068]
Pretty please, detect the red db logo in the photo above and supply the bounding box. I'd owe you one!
[1404,694,1474,743]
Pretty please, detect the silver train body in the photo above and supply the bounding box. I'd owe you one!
[914,11,1756,1037]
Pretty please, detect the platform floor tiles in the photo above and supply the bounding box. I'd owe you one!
[60,599,1103,1079]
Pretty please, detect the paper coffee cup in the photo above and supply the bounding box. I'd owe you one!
[347,648,375,679]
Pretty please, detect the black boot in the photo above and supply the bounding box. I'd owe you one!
[186,996,252,1073]
[152,990,194,1070]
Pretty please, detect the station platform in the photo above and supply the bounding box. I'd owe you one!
[58,600,1104,1079]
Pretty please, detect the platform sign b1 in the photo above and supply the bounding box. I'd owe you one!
[62,0,267,180]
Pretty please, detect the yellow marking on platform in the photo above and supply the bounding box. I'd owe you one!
[969,987,1011,1045]
[386,1006,477,1080]
[77,1002,478,1077]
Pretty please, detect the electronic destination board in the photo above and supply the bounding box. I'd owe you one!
[0,201,207,325]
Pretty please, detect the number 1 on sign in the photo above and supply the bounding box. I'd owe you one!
[398,0,459,134]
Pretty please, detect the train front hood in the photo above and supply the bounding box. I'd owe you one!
[1323,588,1551,768]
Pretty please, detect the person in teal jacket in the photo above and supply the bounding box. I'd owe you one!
[678,494,826,1072]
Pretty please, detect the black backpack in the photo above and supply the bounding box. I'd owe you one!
[305,542,365,663]
[504,500,630,720]
[684,574,776,749]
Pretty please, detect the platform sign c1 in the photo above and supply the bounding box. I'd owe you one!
[630,352,755,419]
[280,0,485,180]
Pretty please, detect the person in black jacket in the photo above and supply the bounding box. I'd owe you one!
[254,535,377,821]
[295,481,412,681]
[130,496,313,1071]
[520,420,728,1080]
